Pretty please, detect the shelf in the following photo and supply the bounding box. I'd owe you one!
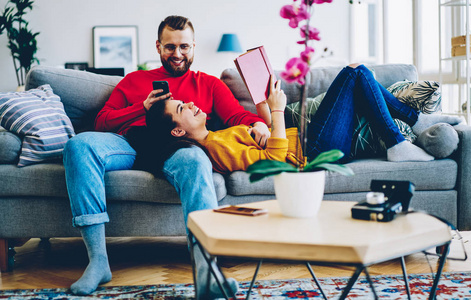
[441,0,470,7]
[442,55,471,61]
[439,0,471,123]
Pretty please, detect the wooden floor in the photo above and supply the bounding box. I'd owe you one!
[1,232,470,290]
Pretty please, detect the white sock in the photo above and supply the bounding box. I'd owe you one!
[387,140,434,162]
[412,113,463,136]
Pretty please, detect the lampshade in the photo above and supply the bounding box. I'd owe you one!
[217,33,243,52]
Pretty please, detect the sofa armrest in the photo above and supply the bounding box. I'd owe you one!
[453,124,471,230]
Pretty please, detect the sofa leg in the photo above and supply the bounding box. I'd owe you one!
[0,238,27,272]
[0,238,8,272]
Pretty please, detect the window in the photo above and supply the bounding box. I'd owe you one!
[349,0,383,63]
[350,0,438,77]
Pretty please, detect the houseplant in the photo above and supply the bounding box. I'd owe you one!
[247,149,353,218]
[0,0,40,89]
[247,0,354,218]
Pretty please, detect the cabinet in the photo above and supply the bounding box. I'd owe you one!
[438,0,471,123]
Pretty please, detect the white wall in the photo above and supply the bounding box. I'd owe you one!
[0,0,351,92]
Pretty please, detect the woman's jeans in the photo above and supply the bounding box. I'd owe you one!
[63,132,218,228]
[306,64,419,160]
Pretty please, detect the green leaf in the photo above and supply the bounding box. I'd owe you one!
[247,159,297,174]
[304,149,344,171]
[314,163,354,176]
[247,160,298,182]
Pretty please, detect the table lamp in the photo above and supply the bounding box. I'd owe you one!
[217,33,243,52]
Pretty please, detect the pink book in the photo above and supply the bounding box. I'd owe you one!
[234,46,275,105]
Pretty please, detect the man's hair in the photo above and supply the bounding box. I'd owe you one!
[158,15,194,41]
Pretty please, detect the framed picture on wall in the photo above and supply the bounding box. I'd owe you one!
[93,26,138,75]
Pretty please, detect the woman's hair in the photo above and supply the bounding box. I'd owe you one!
[126,99,202,176]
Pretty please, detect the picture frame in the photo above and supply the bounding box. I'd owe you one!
[65,62,89,71]
[93,26,138,75]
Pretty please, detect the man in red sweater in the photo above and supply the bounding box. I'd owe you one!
[63,15,269,298]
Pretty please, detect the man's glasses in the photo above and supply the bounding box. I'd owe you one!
[160,43,193,55]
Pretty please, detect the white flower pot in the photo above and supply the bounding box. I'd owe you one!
[274,171,326,218]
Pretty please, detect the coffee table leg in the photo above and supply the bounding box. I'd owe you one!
[428,241,451,300]
[400,256,412,300]
[245,260,263,300]
[305,262,327,299]
[189,233,199,298]
[338,266,364,300]
[363,267,378,299]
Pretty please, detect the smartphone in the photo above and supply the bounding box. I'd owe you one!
[152,81,170,98]
[213,205,268,216]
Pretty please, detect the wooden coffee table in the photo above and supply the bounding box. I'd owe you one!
[187,200,452,300]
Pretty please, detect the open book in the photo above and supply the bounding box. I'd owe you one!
[234,46,275,105]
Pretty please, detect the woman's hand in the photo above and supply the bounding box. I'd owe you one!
[248,122,271,148]
[266,75,287,140]
[266,75,286,112]
[143,90,173,111]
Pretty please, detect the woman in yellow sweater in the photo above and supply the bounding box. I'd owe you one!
[127,76,303,175]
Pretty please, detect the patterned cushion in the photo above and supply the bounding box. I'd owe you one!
[0,85,76,167]
[387,80,441,114]
[285,93,324,129]
[285,80,441,159]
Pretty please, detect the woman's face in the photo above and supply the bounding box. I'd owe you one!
[165,100,207,136]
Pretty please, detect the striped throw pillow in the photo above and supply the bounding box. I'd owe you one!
[0,85,75,167]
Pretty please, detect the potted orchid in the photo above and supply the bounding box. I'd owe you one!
[247,0,354,218]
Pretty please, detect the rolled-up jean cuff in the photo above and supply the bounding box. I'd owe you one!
[72,212,110,227]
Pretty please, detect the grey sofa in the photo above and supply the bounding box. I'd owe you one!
[1,64,470,272]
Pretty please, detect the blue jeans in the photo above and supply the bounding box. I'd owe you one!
[63,132,218,227]
[306,64,418,161]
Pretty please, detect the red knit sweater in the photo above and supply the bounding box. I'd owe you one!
[94,67,264,135]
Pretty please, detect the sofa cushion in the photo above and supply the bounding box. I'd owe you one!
[104,170,227,203]
[387,80,441,114]
[0,163,227,203]
[0,127,21,164]
[416,123,459,158]
[0,85,76,166]
[224,158,457,196]
[25,66,122,133]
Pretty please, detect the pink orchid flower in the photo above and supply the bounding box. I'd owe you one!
[300,46,315,63]
[280,57,310,85]
[297,25,320,44]
[306,0,333,4]
[280,2,310,29]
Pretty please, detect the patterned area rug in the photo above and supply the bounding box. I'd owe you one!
[1,272,471,299]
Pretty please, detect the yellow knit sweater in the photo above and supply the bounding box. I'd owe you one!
[200,125,305,174]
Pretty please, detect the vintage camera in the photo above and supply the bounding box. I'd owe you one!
[351,180,415,222]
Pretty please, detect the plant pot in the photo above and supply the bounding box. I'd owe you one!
[274,171,326,218]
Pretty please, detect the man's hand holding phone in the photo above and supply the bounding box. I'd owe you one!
[143,81,172,111]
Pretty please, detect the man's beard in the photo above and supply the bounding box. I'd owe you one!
[161,56,193,76]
